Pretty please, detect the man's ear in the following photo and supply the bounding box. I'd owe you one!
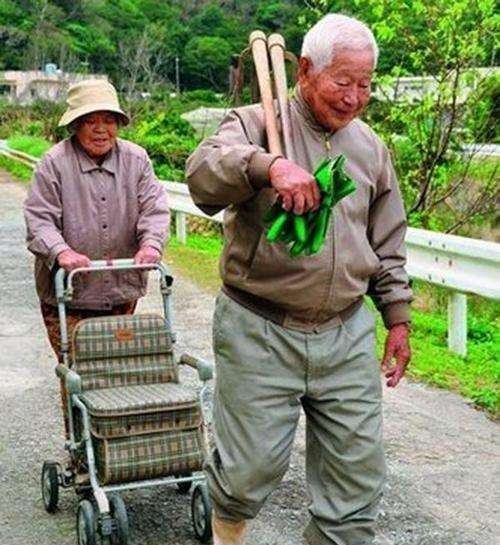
[297,56,312,85]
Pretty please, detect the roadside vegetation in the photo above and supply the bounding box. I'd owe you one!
[7,134,51,157]
[0,90,223,183]
[0,154,32,180]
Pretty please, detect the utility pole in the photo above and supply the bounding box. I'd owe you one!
[175,56,180,94]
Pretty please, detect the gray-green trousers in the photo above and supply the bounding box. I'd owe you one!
[206,292,386,545]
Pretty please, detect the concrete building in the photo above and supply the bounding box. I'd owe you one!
[0,69,108,104]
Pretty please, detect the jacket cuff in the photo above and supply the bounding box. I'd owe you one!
[141,239,163,254]
[381,301,411,329]
[248,152,281,189]
[48,242,71,269]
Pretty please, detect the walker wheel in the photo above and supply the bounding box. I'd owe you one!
[77,499,98,545]
[191,483,213,542]
[41,461,59,513]
[109,494,129,545]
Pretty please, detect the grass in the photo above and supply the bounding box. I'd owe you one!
[7,134,51,158]
[165,231,500,418]
[0,135,51,182]
[165,233,223,293]
[448,156,498,184]
[0,154,33,181]
[375,305,499,414]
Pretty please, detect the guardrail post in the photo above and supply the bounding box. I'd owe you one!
[448,292,467,357]
[175,212,187,244]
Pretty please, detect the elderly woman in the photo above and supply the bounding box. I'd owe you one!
[24,79,169,433]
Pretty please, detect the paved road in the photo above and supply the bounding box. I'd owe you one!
[0,172,498,545]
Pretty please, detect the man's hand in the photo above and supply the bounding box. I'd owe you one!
[269,158,321,215]
[134,245,161,265]
[381,323,411,388]
[57,248,91,271]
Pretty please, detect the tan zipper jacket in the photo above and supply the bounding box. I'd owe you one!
[186,90,412,330]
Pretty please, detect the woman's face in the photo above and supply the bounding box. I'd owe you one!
[75,111,118,159]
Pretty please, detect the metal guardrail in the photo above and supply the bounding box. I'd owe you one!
[163,181,223,243]
[406,227,499,300]
[405,228,499,356]
[166,182,500,357]
[3,147,499,357]
[461,143,500,159]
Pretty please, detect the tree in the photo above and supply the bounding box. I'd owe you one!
[20,0,69,69]
[116,27,174,101]
[183,36,233,90]
[0,0,29,69]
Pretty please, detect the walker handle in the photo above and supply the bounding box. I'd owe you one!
[55,259,173,302]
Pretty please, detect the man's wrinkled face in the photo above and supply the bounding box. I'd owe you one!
[298,48,374,132]
[75,111,118,159]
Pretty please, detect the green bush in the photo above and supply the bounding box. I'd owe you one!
[121,109,199,182]
[7,135,51,158]
[182,89,222,104]
[183,36,233,91]
[0,99,66,142]
[462,73,500,144]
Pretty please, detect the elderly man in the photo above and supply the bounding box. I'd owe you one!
[187,13,412,545]
[24,79,169,434]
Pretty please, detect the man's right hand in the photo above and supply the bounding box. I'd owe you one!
[269,158,321,215]
[57,248,91,271]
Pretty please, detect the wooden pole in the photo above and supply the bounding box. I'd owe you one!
[249,30,282,156]
[268,33,292,159]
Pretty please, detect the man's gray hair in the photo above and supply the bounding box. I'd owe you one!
[301,14,379,72]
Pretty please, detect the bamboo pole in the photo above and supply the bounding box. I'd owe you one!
[268,33,292,159]
[249,30,282,156]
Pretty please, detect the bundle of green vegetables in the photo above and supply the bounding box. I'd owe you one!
[265,155,356,257]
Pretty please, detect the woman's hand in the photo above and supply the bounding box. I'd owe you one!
[381,323,411,387]
[134,245,162,264]
[57,248,91,271]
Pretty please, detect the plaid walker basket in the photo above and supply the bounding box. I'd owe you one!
[40,259,214,545]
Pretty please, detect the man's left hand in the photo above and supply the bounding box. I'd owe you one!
[381,323,411,388]
[134,245,162,265]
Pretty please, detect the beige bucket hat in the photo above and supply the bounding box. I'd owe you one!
[58,79,130,127]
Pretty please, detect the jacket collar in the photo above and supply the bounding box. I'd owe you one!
[291,85,331,135]
[72,136,118,174]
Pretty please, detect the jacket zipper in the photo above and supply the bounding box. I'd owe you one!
[324,133,332,155]
[316,131,337,325]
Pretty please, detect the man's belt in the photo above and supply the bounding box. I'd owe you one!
[222,284,363,333]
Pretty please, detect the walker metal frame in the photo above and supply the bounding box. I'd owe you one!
[41,259,213,544]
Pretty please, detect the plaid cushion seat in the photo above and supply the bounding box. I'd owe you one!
[95,428,205,484]
[71,314,177,390]
[80,383,202,438]
[81,383,199,416]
